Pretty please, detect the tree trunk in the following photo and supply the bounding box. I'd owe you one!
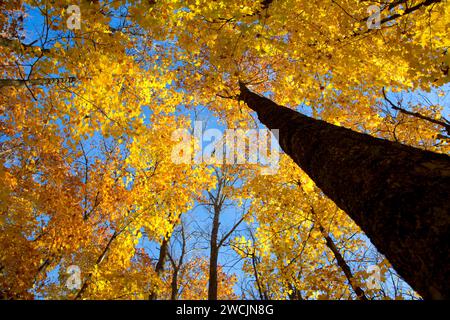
[208,205,220,300]
[149,237,169,300]
[251,254,268,300]
[318,225,368,300]
[170,268,179,300]
[238,82,450,300]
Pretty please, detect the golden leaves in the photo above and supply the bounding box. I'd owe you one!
[1,0,444,300]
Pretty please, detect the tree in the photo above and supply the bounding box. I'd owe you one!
[238,82,450,300]
[1,0,449,300]
[204,166,246,300]
[167,222,187,300]
[234,154,419,300]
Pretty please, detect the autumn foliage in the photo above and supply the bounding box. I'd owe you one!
[0,0,449,300]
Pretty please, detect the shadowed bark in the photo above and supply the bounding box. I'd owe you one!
[208,202,220,300]
[170,266,179,300]
[148,237,169,300]
[167,223,186,300]
[238,82,450,300]
[318,224,368,300]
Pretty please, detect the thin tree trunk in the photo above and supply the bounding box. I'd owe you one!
[170,268,179,300]
[251,253,268,300]
[208,204,220,300]
[75,231,117,300]
[148,237,169,300]
[248,229,269,300]
[167,223,186,300]
[238,82,450,300]
[318,225,368,300]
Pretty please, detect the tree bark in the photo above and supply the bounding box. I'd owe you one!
[318,225,368,300]
[208,204,220,300]
[238,82,450,300]
[167,224,186,300]
[75,231,118,300]
[170,267,179,300]
[148,237,169,300]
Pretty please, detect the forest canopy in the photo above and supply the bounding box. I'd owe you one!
[0,0,449,300]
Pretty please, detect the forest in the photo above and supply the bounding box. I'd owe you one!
[0,0,449,300]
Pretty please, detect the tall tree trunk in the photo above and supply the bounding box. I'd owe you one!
[149,237,169,300]
[238,82,450,300]
[208,205,220,300]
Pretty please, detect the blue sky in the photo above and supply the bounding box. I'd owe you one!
[10,1,449,299]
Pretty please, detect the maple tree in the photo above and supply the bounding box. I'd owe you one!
[1,0,449,300]
[233,154,418,300]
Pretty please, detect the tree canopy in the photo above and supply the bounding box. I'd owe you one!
[1,0,449,300]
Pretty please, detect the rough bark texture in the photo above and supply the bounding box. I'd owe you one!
[239,82,450,300]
